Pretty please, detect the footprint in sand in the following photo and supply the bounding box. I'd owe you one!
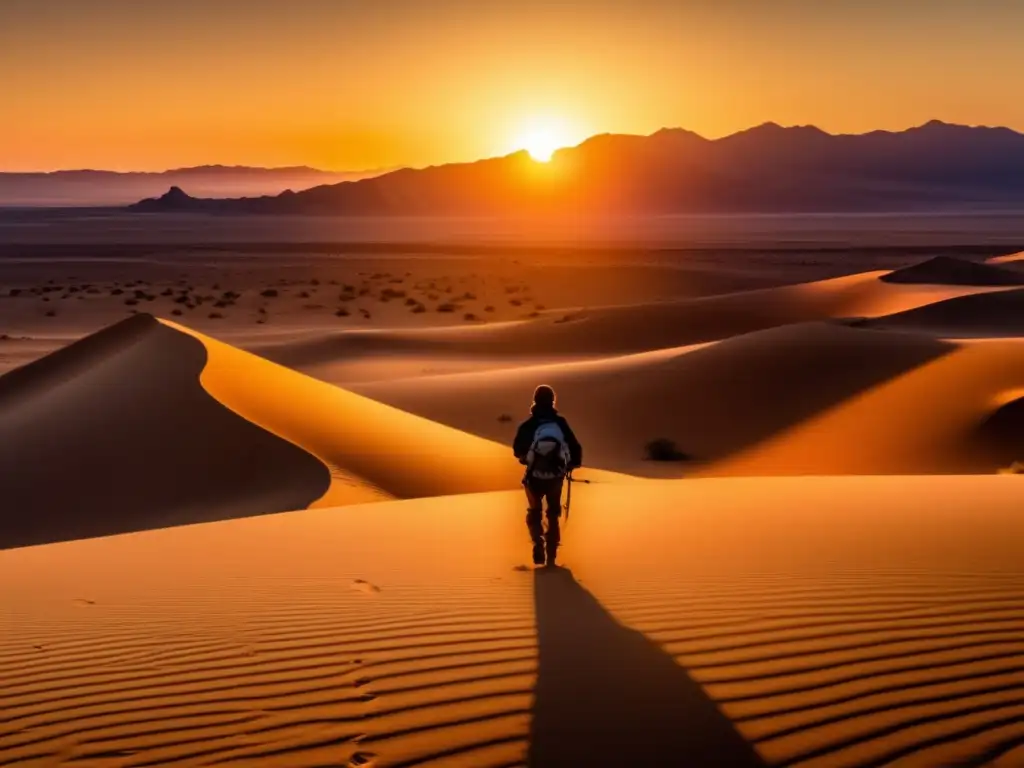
[350,579,381,594]
[512,564,530,572]
[348,752,377,767]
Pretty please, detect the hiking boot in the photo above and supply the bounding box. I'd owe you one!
[532,542,545,565]
[545,542,558,567]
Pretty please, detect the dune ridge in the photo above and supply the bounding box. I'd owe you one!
[354,322,953,475]
[879,255,1024,286]
[705,338,1024,476]
[0,315,330,549]
[163,319,628,506]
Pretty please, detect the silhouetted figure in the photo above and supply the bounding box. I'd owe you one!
[513,385,582,566]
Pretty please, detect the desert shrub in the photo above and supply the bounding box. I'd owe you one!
[644,438,689,462]
[44,309,56,317]
[360,308,372,319]
[497,414,513,423]
[111,288,124,295]
[335,307,350,317]
[411,303,426,313]
[171,308,183,316]
[260,288,278,298]
[462,292,477,300]
[509,298,522,306]
[310,278,320,286]
[161,288,174,296]
[8,288,21,297]
[405,297,418,306]
[174,295,189,304]
[427,292,440,301]
[214,300,231,308]
[464,313,478,321]
[124,298,138,306]
[484,305,495,312]
[208,311,224,319]
[298,290,310,298]
[535,304,546,311]
[381,288,406,300]
[437,302,457,313]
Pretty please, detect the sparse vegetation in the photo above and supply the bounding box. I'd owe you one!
[437,302,457,313]
[644,438,689,462]
[171,308,183,316]
[484,305,495,312]
[464,313,479,321]
[498,414,513,423]
[335,307,350,317]
[208,311,224,319]
[260,288,279,298]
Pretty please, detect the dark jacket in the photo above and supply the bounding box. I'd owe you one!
[513,405,583,469]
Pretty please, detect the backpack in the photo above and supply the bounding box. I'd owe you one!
[526,420,571,479]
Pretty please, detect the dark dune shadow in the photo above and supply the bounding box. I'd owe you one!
[0,314,330,549]
[529,567,766,767]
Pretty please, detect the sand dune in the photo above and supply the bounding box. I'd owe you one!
[257,270,1002,387]
[355,322,952,475]
[164,320,626,504]
[706,338,1024,476]
[0,314,630,548]
[987,250,1024,264]
[863,287,1024,337]
[880,255,1024,285]
[1,475,1021,766]
[0,314,330,549]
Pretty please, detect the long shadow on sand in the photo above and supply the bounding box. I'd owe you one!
[529,567,766,767]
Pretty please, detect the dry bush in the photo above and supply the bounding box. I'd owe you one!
[644,438,689,462]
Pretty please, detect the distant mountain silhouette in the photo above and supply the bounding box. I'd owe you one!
[125,121,1024,215]
[0,165,380,207]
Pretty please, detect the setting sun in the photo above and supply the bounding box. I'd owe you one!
[518,117,574,162]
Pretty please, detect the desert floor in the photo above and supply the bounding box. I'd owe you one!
[2,212,1024,766]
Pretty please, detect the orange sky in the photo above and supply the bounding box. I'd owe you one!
[4,0,1024,172]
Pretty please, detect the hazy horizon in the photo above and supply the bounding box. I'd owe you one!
[6,0,1024,172]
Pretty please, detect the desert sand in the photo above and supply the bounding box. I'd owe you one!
[3,236,1024,766]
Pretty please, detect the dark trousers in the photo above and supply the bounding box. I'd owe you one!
[525,476,564,549]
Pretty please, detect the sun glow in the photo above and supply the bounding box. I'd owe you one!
[517,116,574,162]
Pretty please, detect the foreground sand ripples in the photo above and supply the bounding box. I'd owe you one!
[3,478,1023,766]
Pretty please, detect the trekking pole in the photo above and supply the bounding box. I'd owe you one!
[564,469,573,522]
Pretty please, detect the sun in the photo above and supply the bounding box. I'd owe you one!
[522,131,560,162]
[517,117,572,162]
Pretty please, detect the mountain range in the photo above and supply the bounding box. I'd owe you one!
[0,166,381,207]
[104,121,1024,214]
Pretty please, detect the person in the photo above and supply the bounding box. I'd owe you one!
[513,385,582,566]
